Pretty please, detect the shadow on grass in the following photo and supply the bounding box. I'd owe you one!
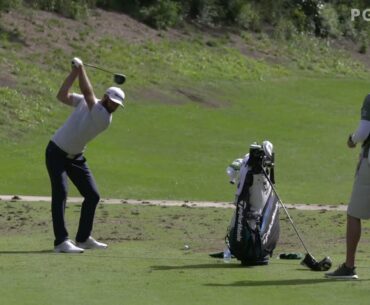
[0,250,53,254]
[205,278,370,287]
[151,263,257,270]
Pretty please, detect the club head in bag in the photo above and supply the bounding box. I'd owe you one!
[301,253,332,271]
[114,74,126,85]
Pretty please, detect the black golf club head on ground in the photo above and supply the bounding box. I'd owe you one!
[261,169,333,273]
[301,253,332,271]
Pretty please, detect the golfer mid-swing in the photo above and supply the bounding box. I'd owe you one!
[46,57,125,253]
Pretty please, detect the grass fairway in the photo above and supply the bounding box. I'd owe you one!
[1,76,367,204]
[0,8,369,204]
[2,8,370,305]
[1,200,370,305]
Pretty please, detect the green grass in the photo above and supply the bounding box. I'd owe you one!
[1,200,370,305]
[241,31,368,77]
[0,76,365,204]
[0,8,369,204]
[2,8,370,305]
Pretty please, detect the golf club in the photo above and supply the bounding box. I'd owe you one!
[261,167,332,271]
[84,63,126,85]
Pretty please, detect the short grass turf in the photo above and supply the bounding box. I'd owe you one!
[1,10,369,204]
[0,200,370,305]
[0,76,366,204]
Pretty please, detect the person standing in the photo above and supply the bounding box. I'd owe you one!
[325,94,370,279]
[46,57,125,253]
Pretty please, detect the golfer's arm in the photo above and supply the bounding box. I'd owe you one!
[56,68,79,106]
[351,120,370,143]
[78,66,96,110]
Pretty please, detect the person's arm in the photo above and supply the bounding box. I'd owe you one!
[56,67,79,106]
[348,120,370,148]
[348,94,370,148]
[78,64,97,111]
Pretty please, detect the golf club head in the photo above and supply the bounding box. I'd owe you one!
[317,256,332,271]
[114,74,126,85]
[301,253,332,271]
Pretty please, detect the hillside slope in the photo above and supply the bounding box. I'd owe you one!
[0,7,369,204]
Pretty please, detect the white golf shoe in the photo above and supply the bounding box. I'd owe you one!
[54,240,84,253]
[76,236,108,250]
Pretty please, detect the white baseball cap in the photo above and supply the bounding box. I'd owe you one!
[106,87,125,107]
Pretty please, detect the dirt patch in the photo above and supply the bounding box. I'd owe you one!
[0,73,17,88]
[332,37,370,70]
[229,33,288,66]
[131,87,187,105]
[131,86,230,108]
[0,195,347,211]
[176,88,228,108]
[0,8,187,58]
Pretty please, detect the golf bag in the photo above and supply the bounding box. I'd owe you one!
[225,141,280,265]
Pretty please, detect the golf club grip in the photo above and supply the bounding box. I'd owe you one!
[262,168,311,254]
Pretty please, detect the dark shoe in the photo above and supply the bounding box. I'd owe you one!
[325,263,358,279]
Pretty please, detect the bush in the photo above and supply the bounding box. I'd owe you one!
[358,30,369,54]
[25,0,90,19]
[318,3,341,38]
[274,19,298,40]
[234,2,261,31]
[55,0,90,19]
[0,0,22,11]
[139,0,181,29]
[180,0,221,26]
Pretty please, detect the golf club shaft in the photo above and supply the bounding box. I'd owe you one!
[85,63,115,75]
[262,168,311,254]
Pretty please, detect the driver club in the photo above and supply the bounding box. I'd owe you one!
[261,167,332,272]
[84,63,126,85]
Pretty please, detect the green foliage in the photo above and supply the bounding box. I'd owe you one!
[318,3,341,37]
[358,30,369,54]
[26,0,91,19]
[274,19,298,40]
[139,0,181,29]
[218,1,261,30]
[0,0,22,10]
[183,0,216,20]
[4,0,370,45]
[0,87,52,140]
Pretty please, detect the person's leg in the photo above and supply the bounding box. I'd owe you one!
[66,156,100,242]
[345,214,361,268]
[45,142,69,246]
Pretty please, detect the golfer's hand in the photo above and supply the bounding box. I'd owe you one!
[347,134,356,148]
[71,57,83,69]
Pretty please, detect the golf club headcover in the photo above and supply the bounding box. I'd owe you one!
[301,253,318,270]
[71,57,83,68]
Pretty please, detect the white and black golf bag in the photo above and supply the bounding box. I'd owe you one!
[225,141,280,265]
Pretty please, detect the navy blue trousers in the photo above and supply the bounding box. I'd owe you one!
[45,141,100,246]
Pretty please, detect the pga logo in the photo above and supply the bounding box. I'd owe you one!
[351,8,370,21]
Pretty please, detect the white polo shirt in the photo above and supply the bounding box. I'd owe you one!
[52,94,112,154]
